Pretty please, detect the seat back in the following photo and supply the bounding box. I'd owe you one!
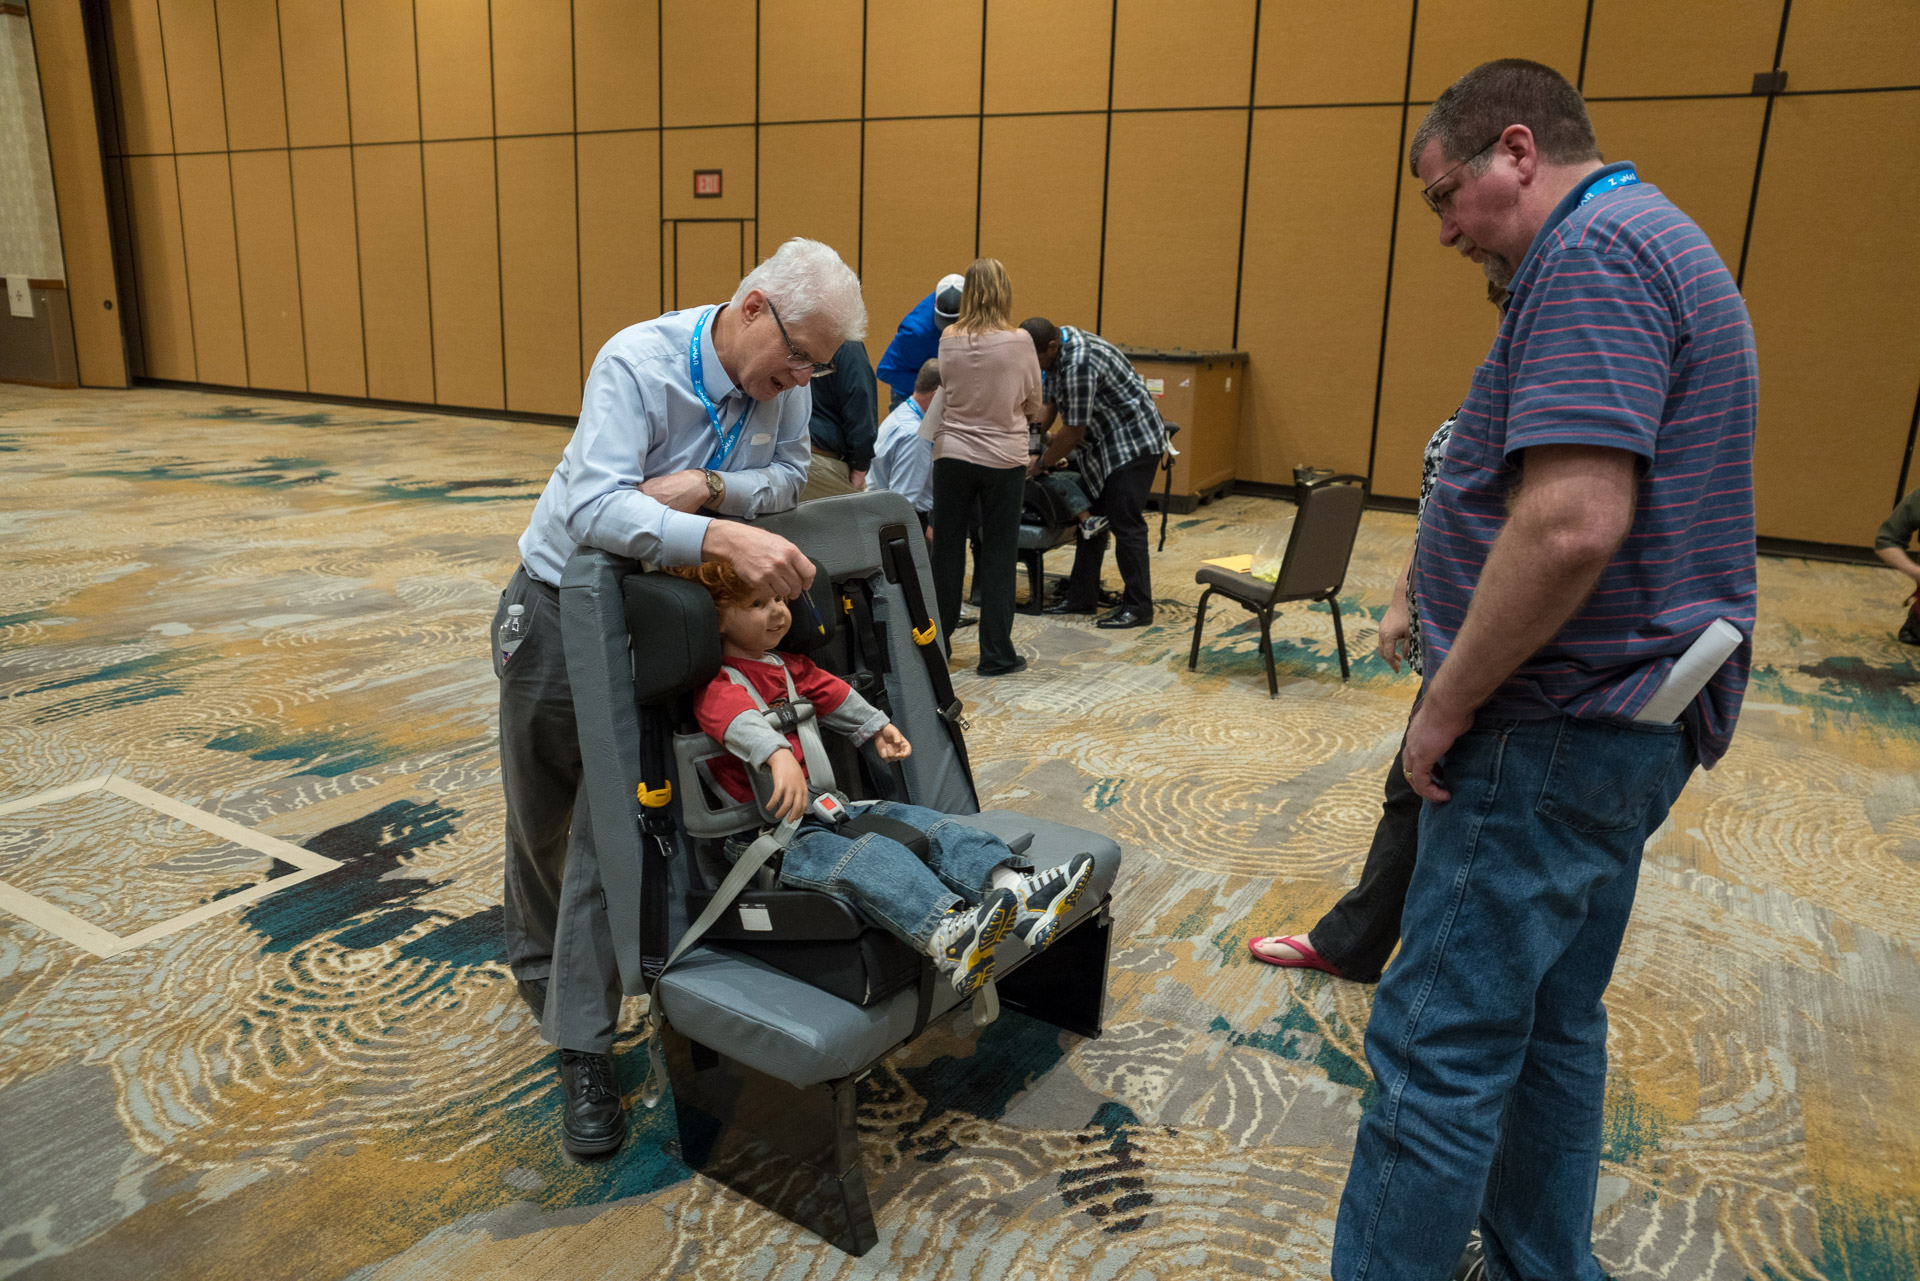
[1021,476,1078,529]
[1271,474,1367,603]
[561,489,978,995]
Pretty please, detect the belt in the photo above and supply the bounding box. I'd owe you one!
[813,444,843,462]
[519,565,559,594]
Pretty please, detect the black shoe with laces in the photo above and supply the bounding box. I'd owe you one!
[1008,853,1095,952]
[1452,1228,1488,1280]
[557,1048,626,1157]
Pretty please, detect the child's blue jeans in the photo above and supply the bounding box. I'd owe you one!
[771,801,1029,951]
[1039,470,1091,517]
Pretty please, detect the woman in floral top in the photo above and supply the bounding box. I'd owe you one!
[1249,284,1503,982]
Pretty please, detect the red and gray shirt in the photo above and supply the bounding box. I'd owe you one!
[1415,162,1758,767]
[692,651,888,803]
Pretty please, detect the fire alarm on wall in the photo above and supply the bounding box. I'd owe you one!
[693,170,722,198]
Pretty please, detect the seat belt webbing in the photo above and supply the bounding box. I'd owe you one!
[637,815,797,1108]
[720,656,838,800]
[882,531,975,785]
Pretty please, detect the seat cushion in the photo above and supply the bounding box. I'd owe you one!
[1017,523,1075,552]
[654,810,1120,1088]
[1196,563,1279,601]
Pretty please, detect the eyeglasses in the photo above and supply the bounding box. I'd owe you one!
[1420,135,1503,217]
[765,299,835,376]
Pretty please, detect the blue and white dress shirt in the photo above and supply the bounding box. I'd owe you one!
[517,307,813,583]
[868,397,933,513]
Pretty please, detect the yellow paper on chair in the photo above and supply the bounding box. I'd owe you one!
[1201,554,1255,572]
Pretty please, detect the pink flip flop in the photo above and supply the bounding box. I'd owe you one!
[1247,934,1347,978]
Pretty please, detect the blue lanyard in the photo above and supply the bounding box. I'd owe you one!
[1578,165,1640,207]
[904,399,924,421]
[688,307,751,470]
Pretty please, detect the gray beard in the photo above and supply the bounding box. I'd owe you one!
[1481,251,1516,289]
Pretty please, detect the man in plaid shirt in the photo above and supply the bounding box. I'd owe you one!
[1021,318,1169,628]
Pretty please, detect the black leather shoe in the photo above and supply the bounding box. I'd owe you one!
[516,977,548,1022]
[976,656,1028,676]
[558,1049,626,1157]
[1095,606,1152,629]
[1042,598,1096,616]
[1452,1229,1487,1280]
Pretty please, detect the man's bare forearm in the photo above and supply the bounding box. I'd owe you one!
[1875,544,1920,581]
[1035,421,1086,472]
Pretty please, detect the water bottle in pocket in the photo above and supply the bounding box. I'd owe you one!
[497,602,527,669]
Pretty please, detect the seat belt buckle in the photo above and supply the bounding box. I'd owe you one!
[808,791,850,826]
[940,699,970,731]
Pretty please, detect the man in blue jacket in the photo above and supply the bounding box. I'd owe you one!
[876,273,962,408]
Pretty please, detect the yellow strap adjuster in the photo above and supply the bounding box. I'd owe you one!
[637,781,673,808]
[912,621,937,646]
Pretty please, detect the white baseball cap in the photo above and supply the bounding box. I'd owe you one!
[933,273,965,323]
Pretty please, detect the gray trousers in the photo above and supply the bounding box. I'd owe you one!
[492,566,623,1053]
[799,450,857,503]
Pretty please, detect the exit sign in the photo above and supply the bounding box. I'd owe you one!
[693,170,722,198]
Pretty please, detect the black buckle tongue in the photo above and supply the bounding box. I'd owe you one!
[940,699,970,731]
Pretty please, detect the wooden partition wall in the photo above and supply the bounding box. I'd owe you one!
[75,0,1920,545]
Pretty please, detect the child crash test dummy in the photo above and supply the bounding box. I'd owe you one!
[667,560,1093,995]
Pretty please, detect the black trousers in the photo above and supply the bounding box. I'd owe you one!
[1305,733,1421,982]
[932,457,1024,672]
[1065,451,1158,613]
[492,567,623,1052]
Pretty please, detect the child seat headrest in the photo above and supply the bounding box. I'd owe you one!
[619,560,835,706]
[622,572,723,707]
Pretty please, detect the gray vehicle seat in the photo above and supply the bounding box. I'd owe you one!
[658,809,1117,1086]
[558,488,1120,1255]
[1016,474,1080,612]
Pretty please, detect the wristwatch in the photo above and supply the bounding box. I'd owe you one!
[701,468,725,509]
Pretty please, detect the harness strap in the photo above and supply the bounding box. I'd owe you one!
[637,815,797,1108]
[720,656,838,801]
[844,579,912,802]
[638,706,675,989]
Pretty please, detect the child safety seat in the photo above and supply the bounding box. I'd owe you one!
[559,489,1121,1256]
[1021,473,1080,529]
[670,562,988,1016]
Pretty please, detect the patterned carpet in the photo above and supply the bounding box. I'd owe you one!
[1,384,1916,1280]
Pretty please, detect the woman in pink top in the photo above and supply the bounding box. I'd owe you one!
[924,257,1043,676]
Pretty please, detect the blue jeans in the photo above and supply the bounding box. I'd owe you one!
[774,802,1027,952]
[1039,470,1091,517]
[1333,714,1696,1281]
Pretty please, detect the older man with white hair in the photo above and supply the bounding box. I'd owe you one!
[491,238,866,1159]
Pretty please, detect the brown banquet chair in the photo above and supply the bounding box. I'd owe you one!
[1187,473,1368,697]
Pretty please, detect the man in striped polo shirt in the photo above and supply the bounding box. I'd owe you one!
[1331,61,1757,1280]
